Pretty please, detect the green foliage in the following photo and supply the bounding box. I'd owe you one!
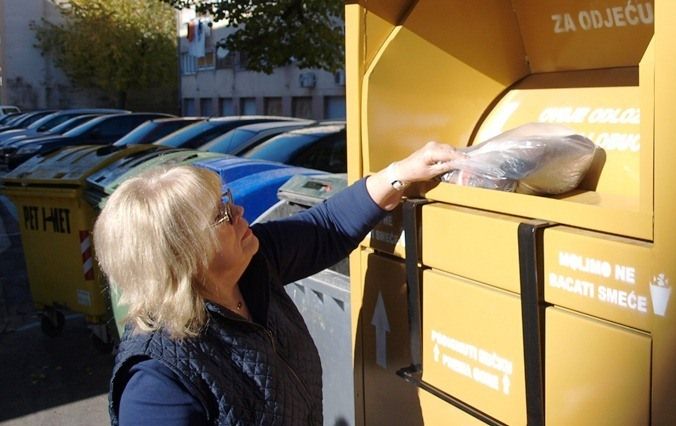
[163,0,344,73]
[32,0,178,108]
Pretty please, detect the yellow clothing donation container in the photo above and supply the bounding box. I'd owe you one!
[1,144,159,349]
[346,0,673,424]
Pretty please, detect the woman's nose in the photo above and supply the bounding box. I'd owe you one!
[232,204,244,222]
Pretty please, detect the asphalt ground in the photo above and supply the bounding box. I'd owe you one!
[1,194,112,425]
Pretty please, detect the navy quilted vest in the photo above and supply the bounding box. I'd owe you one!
[109,253,323,425]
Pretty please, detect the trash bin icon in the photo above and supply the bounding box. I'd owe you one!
[649,273,671,317]
[1,144,160,350]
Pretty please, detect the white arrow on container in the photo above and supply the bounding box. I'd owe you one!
[371,292,390,369]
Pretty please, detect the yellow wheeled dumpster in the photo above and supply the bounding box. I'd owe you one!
[345,0,673,424]
[1,144,161,350]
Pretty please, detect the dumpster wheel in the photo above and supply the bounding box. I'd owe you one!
[40,308,65,337]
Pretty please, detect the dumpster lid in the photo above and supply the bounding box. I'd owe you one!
[194,156,297,184]
[224,165,327,222]
[85,146,179,191]
[277,174,347,207]
[2,144,162,187]
[86,148,224,194]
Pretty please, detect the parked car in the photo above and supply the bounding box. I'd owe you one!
[242,122,346,173]
[0,108,127,144]
[0,105,21,119]
[113,117,205,146]
[154,116,302,150]
[0,112,22,125]
[0,110,57,132]
[0,112,173,171]
[0,114,105,147]
[198,120,316,155]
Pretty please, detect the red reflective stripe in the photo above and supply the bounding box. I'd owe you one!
[80,230,94,281]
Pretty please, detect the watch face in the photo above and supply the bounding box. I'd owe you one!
[392,179,405,191]
[387,163,406,190]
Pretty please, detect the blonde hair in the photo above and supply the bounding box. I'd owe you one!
[93,165,222,338]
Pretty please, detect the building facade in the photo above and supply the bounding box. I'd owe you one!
[0,0,109,110]
[0,2,346,118]
[178,10,346,120]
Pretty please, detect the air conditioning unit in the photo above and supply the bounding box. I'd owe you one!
[334,69,346,86]
[299,72,317,88]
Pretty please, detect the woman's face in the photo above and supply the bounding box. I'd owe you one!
[206,198,259,282]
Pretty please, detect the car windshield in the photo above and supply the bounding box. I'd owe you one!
[243,133,317,162]
[0,114,20,125]
[199,129,255,153]
[1,114,26,126]
[13,111,54,128]
[30,113,87,132]
[113,121,161,146]
[114,120,200,146]
[49,115,99,134]
[62,115,110,137]
[153,121,220,147]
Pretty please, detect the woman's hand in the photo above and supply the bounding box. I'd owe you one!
[366,141,464,210]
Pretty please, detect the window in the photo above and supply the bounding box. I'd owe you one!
[181,53,196,75]
[1,106,20,114]
[237,51,250,70]
[197,49,215,70]
[220,98,234,116]
[292,97,313,119]
[183,98,196,116]
[324,96,346,120]
[215,45,235,69]
[264,97,283,116]
[240,98,257,115]
[200,98,214,117]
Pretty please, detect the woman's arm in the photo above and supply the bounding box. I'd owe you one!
[366,141,462,211]
[118,360,207,425]
[253,141,463,283]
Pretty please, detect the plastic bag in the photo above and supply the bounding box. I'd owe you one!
[441,123,597,195]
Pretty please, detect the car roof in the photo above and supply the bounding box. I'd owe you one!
[149,116,206,123]
[207,115,301,123]
[229,120,315,132]
[279,122,346,136]
[198,120,316,152]
[244,123,345,158]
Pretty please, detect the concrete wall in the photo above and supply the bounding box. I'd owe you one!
[0,0,134,111]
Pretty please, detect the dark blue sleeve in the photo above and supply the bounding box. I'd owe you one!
[252,177,387,284]
[118,359,207,426]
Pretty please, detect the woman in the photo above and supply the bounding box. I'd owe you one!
[94,141,461,425]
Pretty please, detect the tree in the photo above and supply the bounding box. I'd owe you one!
[32,0,178,109]
[163,0,344,74]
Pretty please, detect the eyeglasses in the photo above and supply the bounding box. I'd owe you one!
[214,188,235,226]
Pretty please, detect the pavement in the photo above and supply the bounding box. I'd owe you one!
[0,194,112,425]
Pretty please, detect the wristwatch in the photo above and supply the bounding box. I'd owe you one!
[386,162,408,191]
